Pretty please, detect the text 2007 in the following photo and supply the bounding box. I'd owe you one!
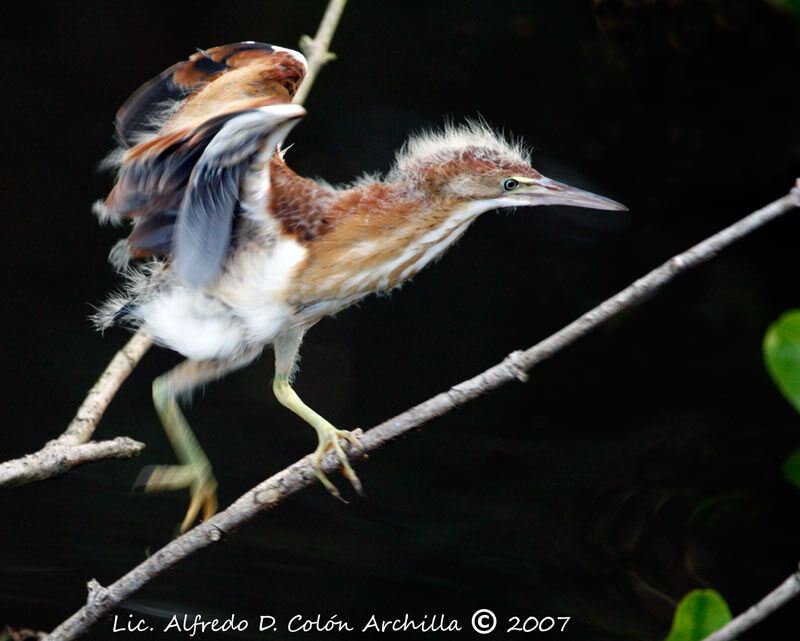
[507,616,570,633]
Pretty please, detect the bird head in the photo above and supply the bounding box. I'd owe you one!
[389,121,626,213]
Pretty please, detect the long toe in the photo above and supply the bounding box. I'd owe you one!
[313,427,364,498]
[136,464,198,492]
[180,477,218,533]
[332,431,364,496]
[133,463,218,532]
[312,444,347,502]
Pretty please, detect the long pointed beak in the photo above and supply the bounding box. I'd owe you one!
[517,176,627,211]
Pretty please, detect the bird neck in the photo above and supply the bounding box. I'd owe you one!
[268,155,337,242]
[268,154,497,247]
[281,171,497,317]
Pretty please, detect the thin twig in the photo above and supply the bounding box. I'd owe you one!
[0,331,152,487]
[701,568,800,641]
[60,330,153,445]
[293,0,347,106]
[44,183,800,641]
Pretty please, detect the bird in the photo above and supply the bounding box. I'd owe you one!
[94,42,626,532]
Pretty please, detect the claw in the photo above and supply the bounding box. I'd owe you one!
[135,462,218,533]
[180,475,218,533]
[312,426,364,498]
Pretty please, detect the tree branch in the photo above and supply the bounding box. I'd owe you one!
[0,330,152,487]
[60,330,153,445]
[43,183,800,640]
[703,570,800,641]
[701,568,800,641]
[293,0,347,106]
[0,438,145,487]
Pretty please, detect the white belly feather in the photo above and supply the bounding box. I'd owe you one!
[140,235,308,361]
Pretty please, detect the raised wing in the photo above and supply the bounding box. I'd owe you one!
[115,42,305,147]
[172,103,305,285]
[101,42,307,287]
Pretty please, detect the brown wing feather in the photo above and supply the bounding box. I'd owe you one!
[116,42,305,148]
[106,96,303,255]
[100,43,307,284]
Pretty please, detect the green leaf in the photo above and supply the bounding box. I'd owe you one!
[764,310,800,414]
[665,589,733,641]
[781,449,800,490]
[765,0,800,22]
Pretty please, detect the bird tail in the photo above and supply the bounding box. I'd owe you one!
[90,259,170,331]
[91,294,140,332]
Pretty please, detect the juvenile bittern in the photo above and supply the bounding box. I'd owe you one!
[95,42,625,531]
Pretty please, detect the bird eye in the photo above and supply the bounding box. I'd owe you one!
[503,178,519,191]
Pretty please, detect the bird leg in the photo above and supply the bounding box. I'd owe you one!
[138,350,260,532]
[272,328,364,499]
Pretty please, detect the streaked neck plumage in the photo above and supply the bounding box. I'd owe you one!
[267,155,498,313]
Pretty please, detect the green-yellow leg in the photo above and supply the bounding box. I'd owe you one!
[139,350,260,530]
[273,328,365,499]
[273,375,364,498]
[143,375,218,532]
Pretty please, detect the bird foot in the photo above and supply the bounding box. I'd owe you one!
[134,463,218,533]
[312,426,365,500]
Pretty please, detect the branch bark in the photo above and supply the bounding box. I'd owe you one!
[0,330,152,487]
[43,183,800,640]
[0,438,145,487]
[293,0,347,106]
[701,568,800,641]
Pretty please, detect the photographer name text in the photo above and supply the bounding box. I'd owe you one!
[112,611,570,635]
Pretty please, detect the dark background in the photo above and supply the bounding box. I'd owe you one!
[2,0,800,639]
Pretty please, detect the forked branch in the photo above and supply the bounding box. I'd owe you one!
[0,330,151,487]
[44,183,800,640]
